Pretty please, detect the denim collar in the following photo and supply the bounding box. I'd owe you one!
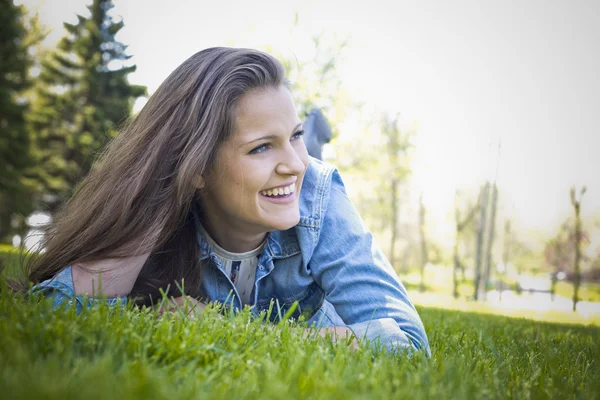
[193,211,301,262]
[264,228,301,259]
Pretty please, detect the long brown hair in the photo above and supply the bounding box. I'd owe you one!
[15,47,286,304]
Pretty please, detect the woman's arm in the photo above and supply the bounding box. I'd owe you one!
[309,169,430,355]
[33,253,150,311]
[72,253,150,298]
[35,258,206,315]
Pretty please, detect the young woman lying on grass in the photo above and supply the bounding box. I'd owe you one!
[14,47,429,355]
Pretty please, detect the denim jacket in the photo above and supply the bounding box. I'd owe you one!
[35,158,430,354]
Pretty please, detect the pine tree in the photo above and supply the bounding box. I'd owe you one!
[29,0,146,212]
[0,1,41,243]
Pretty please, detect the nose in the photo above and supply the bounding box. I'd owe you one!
[276,141,307,176]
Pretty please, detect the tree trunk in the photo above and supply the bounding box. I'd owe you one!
[573,197,582,311]
[418,192,428,292]
[453,240,460,299]
[501,219,512,302]
[390,178,399,270]
[453,197,461,299]
[453,191,479,299]
[0,210,12,244]
[474,183,489,300]
[569,187,586,312]
[400,245,410,274]
[480,184,498,302]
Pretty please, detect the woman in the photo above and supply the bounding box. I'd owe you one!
[24,47,429,354]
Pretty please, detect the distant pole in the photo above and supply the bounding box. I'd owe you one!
[570,186,586,312]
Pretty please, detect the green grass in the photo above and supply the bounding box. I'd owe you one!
[408,290,600,326]
[554,281,600,303]
[401,266,600,303]
[0,244,29,280]
[1,289,598,399]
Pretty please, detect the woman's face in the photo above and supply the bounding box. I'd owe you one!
[199,86,309,248]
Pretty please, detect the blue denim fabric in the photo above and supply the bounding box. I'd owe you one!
[34,266,127,313]
[34,157,430,355]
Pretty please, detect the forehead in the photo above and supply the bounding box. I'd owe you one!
[231,86,300,142]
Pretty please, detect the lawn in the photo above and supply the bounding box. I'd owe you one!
[0,287,598,399]
[401,265,600,303]
[0,244,29,280]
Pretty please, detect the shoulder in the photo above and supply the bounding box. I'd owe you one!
[31,266,128,312]
[298,156,339,228]
[34,266,76,293]
[31,266,79,309]
[296,157,362,255]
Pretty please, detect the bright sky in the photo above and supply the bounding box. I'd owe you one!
[21,0,600,247]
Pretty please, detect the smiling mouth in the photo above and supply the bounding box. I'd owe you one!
[259,183,296,197]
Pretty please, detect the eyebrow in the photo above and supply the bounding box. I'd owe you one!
[241,123,303,147]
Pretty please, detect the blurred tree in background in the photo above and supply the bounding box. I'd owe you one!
[335,111,417,271]
[270,19,353,140]
[452,188,479,298]
[545,218,590,281]
[473,182,499,301]
[0,0,45,243]
[382,113,413,271]
[27,0,146,213]
[544,186,591,310]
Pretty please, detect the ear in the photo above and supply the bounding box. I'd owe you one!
[197,176,206,189]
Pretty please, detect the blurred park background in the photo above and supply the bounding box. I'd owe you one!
[1,0,599,324]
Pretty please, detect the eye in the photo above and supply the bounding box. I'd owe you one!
[291,130,305,141]
[248,143,271,155]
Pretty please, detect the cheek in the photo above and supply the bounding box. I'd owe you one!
[302,150,310,168]
[210,166,249,208]
[234,164,268,202]
[299,148,310,176]
[299,142,310,165]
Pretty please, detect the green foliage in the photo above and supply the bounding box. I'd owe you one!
[0,291,598,399]
[28,0,146,212]
[268,28,353,137]
[545,217,590,274]
[0,1,44,242]
[0,1,30,189]
[0,244,29,282]
[334,112,417,267]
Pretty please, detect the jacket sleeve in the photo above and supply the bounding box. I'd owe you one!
[32,266,128,313]
[308,169,430,355]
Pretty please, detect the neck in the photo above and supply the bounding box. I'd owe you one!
[200,215,267,254]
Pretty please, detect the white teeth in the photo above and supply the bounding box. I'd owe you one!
[260,183,296,197]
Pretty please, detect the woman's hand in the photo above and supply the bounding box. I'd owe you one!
[154,295,206,317]
[305,326,359,349]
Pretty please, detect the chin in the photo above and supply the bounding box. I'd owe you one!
[268,213,300,231]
